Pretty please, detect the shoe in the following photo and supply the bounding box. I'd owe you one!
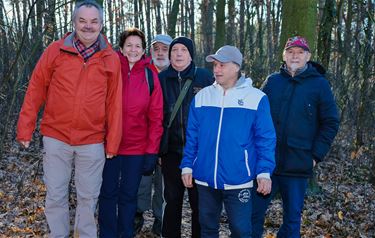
[134,212,144,234]
[152,218,162,236]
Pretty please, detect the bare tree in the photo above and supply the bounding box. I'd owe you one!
[167,0,180,38]
[200,0,214,68]
[214,0,225,50]
[226,0,235,45]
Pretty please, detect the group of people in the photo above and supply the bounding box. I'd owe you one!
[16,1,339,238]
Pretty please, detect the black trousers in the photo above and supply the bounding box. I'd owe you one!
[161,151,200,238]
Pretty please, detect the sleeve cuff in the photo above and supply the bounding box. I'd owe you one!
[257,173,270,179]
[181,167,193,175]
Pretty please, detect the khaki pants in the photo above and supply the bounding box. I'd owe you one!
[42,136,105,238]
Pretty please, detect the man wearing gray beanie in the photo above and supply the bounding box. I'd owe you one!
[159,36,214,238]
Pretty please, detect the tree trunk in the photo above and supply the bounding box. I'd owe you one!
[139,0,145,32]
[167,0,180,38]
[45,0,56,45]
[214,0,225,50]
[145,0,152,46]
[201,0,214,68]
[107,0,113,44]
[154,0,162,34]
[239,0,245,54]
[273,0,281,65]
[226,0,235,45]
[180,0,184,36]
[317,0,335,69]
[266,0,273,73]
[280,0,318,59]
[0,0,8,79]
[189,0,195,41]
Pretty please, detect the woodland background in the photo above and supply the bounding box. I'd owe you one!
[0,0,374,237]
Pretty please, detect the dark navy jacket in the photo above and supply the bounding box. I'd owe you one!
[159,62,214,156]
[262,62,339,177]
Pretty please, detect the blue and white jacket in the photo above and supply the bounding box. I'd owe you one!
[180,76,276,190]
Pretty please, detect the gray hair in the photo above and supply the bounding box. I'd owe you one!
[72,0,103,24]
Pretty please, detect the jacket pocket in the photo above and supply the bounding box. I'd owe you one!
[283,137,314,175]
[287,137,312,150]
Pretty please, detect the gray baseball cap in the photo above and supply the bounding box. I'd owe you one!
[206,45,243,68]
[151,34,173,46]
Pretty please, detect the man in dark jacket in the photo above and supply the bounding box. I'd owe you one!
[251,36,340,238]
[159,36,214,238]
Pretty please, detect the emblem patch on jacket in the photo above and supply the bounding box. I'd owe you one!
[238,189,251,203]
[238,99,244,106]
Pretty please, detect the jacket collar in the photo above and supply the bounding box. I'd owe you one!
[280,62,325,83]
[164,62,196,80]
[117,51,151,73]
[60,32,112,57]
[213,76,252,91]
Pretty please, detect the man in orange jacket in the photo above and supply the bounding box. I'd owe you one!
[16,1,122,237]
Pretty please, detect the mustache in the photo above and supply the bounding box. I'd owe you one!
[81,26,95,32]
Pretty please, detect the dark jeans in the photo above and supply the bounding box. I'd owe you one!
[98,155,145,238]
[252,175,308,238]
[197,185,252,238]
[161,151,200,238]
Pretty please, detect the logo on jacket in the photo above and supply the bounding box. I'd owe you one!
[238,99,244,106]
[238,189,251,203]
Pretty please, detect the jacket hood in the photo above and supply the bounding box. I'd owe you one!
[235,76,252,88]
[280,61,326,79]
[213,75,253,90]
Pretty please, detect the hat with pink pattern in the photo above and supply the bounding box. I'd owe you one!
[284,36,310,52]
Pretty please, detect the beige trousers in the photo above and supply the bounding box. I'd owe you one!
[42,136,105,238]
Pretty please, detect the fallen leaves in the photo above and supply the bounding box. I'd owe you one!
[1,140,374,237]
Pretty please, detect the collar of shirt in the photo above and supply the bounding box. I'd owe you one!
[74,35,100,62]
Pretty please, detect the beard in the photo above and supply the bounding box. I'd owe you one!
[153,58,170,70]
[288,63,300,73]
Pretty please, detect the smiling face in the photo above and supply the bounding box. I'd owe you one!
[170,43,192,71]
[213,60,239,90]
[151,42,170,71]
[73,6,102,47]
[121,35,145,69]
[283,47,311,73]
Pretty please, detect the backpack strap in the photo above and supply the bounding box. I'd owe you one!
[166,66,197,128]
[145,67,154,95]
[167,79,193,128]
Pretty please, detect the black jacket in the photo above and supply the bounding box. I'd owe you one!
[262,62,339,177]
[159,62,214,156]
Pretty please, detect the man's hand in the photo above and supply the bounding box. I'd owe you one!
[257,177,272,195]
[181,173,193,188]
[19,140,30,149]
[106,153,115,159]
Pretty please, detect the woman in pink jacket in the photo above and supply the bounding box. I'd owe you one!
[98,27,163,238]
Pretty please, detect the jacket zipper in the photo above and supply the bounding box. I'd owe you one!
[178,72,185,148]
[214,90,225,189]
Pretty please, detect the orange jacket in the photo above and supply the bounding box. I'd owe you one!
[17,33,122,154]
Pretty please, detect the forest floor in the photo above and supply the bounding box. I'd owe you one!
[0,137,374,238]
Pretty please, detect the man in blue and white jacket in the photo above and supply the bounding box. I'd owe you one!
[180,45,276,237]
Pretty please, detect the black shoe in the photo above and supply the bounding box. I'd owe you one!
[134,212,144,234]
[152,218,162,236]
